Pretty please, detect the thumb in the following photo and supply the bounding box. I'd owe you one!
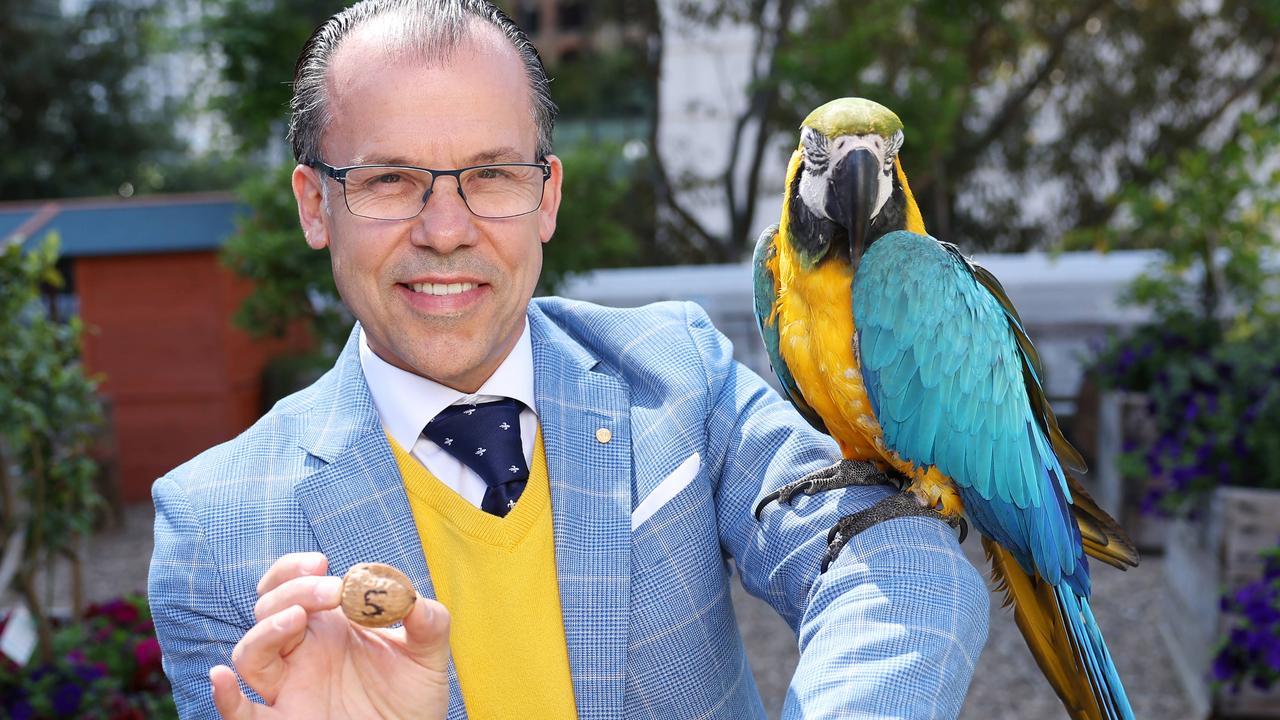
[210,665,256,720]
[401,597,451,672]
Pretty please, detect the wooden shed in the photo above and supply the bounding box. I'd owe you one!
[1,193,308,503]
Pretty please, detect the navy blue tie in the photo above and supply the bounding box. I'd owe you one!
[422,399,528,517]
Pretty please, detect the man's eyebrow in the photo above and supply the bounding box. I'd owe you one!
[463,147,528,165]
[347,148,531,167]
[347,153,414,166]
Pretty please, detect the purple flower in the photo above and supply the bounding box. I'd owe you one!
[9,699,34,720]
[74,662,106,683]
[51,681,83,715]
[1214,648,1242,681]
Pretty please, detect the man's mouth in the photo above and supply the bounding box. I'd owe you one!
[407,282,479,296]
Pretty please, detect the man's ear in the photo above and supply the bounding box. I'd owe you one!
[292,164,330,250]
[537,154,563,245]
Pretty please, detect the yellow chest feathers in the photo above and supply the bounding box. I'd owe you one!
[774,255,884,460]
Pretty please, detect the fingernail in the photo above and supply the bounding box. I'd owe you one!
[314,575,343,604]
[420,599,434,623]
[302,554,325,574]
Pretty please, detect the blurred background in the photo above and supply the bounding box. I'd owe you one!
[1,0,1278,717]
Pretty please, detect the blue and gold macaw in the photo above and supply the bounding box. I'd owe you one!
[753,98,1140,720]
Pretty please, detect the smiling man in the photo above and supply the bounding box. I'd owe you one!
[147,2,988,719]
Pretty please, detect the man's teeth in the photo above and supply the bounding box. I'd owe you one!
[410,282,477,296]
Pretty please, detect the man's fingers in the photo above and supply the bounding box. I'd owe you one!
[254,574,343,622]
[401,598,452,673]
[256,552,328,596]
[211,665,255,720]
[231,604,308,704]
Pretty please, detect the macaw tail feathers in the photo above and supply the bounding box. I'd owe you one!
[1066,472,1140,571]
[983,539,1136,720]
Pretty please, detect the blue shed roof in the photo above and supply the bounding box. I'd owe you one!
[0,193,246,257]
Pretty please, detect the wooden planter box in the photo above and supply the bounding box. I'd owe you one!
[1088,390,1169,551]
[1161,486,1280,718]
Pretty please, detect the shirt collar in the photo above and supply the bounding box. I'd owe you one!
[358,320,537,451]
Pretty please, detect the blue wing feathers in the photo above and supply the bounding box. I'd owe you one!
[853,230,1082,589]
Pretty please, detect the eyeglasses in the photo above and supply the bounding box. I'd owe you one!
[306,158,552,220]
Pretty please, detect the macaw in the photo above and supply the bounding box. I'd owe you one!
[752,97,1141,720]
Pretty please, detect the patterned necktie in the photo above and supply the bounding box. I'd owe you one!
[422,398,528,517]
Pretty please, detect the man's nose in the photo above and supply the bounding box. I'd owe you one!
[410,175,476,253]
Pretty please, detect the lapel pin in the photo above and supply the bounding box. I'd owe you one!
[595,427,612,444]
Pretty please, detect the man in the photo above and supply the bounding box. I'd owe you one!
[149,1,989,718]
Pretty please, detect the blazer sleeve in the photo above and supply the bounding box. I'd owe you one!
[684,302,990,719]
[149,475,255,719]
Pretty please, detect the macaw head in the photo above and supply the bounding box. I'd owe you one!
[789,97,913,270]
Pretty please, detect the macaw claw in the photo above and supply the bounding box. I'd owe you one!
[753,459,896,520]
[821,492,969,573]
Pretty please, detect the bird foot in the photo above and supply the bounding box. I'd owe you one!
[754,459,900,520]
[821,491,969,573]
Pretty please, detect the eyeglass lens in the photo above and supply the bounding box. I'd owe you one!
[342,165,545,220]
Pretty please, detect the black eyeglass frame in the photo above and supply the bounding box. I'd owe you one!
[305,157,553,220]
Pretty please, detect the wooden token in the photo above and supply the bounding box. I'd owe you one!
[340,562,417,628]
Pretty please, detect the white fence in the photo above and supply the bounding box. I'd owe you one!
[559,249,1161,415]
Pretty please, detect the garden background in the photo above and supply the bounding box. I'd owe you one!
[1,1,1278,717]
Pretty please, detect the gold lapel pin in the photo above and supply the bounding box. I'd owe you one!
[595,427,612,444]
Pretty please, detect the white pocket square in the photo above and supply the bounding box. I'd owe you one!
[631,452,701,531]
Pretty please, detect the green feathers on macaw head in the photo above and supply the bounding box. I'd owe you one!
[790,97,911,270]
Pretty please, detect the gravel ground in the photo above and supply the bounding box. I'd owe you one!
[42,504,1191,718]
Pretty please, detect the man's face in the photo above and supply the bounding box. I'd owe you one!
[292,26,562,392]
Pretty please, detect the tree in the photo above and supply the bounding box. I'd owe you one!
[0,0,188,199]
[644,0,1280,258]
[0,235,104,663]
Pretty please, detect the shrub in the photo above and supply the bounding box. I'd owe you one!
[0,595,175,720]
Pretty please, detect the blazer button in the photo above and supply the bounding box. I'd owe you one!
[595,427,612,444]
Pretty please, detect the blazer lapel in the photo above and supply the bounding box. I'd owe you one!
[529,306,634,719]
[292,328,469,719]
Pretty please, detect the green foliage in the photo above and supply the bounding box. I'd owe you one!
[0,234,105,661]
[541,141,647,291]
[551,50,653,121]
[220,163,348,353]
[199,0,347,154]
[0,0,184,199]
[1082,115,1280,517]
[1071,115,1280,334]
[0,595,176,719]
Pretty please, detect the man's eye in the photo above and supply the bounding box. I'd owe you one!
[374,173,403,184]
[474,168,509,180]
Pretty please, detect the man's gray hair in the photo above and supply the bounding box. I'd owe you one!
[288,0,556,164]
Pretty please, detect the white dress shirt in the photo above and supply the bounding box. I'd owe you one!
[358,323,538,508]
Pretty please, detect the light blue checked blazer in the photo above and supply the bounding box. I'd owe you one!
[149,298,989,719]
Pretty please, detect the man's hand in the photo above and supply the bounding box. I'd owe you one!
[210,552,451,719]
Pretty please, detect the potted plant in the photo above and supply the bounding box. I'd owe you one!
[1070,114,1280,716]
[1212,544,1280,716]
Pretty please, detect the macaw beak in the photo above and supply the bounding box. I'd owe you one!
[825,147,881,271]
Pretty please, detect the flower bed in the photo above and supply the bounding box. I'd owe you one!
[0,595,175,719]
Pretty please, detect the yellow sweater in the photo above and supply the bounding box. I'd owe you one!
[389,430,578,719]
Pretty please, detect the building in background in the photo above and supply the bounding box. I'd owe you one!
[1,194,306,504]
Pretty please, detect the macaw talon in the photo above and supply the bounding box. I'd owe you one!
[753,459,897,520]
[819,491,968,573]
